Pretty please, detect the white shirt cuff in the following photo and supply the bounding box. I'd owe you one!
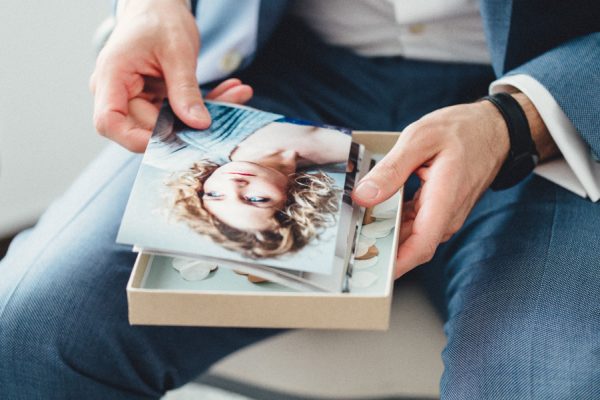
[490,74,600,202]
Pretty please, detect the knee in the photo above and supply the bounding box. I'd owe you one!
[441,288,600,399]
[0,273,72,396]
[438,180,600,399]
[0,249,143,398]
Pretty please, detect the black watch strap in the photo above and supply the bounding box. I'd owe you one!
[481,93,539,190]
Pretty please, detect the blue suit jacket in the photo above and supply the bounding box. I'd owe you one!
[192,0,600,159]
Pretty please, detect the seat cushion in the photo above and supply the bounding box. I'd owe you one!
[203,282,445,399]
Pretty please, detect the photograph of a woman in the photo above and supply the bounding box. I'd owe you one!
[118,102,352,273]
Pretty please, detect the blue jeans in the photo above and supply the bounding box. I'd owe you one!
[1,19,599,399]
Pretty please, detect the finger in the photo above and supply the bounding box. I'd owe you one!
[395,210,444,279]
[205,78,242,99]
[397,218,414,247]
[441,232,454,242]
[142,76,167,103]
[96,109,152,153]
[93,67,131,139]
[397,200,416,245]
[395,233,435,279]
[208,84,253,104]
[394,160,459,277]
[162,56,210,129]
[89,70,97,93]
[137,90,164,104]
[352,129,436,207]
[400,198,417,221]
[129,97,161,131]
[112,125,153,153]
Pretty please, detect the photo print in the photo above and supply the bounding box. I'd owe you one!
[118,102,353,274]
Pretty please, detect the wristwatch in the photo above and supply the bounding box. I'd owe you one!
[481,92,540,190]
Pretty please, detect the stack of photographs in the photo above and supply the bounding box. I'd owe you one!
[117,102,372,292]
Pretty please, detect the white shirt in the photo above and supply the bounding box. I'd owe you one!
[293,0,490,64]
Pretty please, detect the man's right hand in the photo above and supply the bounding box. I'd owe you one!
[90,0,207,152]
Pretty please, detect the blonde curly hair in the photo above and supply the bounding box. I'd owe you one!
[165,160,340,258]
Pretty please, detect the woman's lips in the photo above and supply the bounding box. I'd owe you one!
[226,172,256,177]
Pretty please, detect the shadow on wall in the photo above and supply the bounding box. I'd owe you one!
[0,226,32,260]
[0,236,13,260]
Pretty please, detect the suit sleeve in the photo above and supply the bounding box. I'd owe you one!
[504,33,600,159]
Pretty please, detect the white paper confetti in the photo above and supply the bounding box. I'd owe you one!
[179,263,218,281]
[171,257,197,271]
[172,257,217,281]
[372,208,397,219]
[360,218,396,238]
[372,191,401,219]
[354,256,378,270]
[358,235,376,248]
[350,271,378,288]
[179,265,211,281]
[355,240,370,258]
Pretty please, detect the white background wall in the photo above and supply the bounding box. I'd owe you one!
[0,1,112,237]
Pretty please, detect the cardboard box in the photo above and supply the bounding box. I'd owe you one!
[127,131,401,330]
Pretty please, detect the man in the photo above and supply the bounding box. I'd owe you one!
[1,0,599,398]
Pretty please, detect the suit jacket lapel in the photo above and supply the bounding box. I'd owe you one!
[256,0,291,50]
[481,0,599,76]
[480,0,513,77]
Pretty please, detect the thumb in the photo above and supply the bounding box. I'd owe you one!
[352,134,426,207]
[162,58,210,129]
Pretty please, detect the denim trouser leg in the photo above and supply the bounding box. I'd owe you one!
[0,145,282,399]
[423,176,600,399]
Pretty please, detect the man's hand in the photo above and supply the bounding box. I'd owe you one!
[352,93,557,278]
[90,0,220,152]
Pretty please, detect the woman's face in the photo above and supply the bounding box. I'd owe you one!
[202,161,288,231]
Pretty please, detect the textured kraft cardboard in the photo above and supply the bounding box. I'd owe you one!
[127,131,402,330]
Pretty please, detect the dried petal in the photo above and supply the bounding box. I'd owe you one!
[355,245,379,260]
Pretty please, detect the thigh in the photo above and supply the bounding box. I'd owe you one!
[0,145,281,400]
[426,176,600,399]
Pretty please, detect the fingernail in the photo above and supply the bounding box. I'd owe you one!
[355,180,380,200]
[188,104,209,121]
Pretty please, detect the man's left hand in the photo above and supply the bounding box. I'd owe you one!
[352,101,513,278]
